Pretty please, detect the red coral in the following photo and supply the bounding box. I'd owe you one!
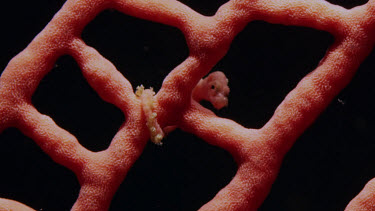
[1,0,375,210]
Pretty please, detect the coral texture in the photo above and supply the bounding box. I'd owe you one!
[1,0,375,210]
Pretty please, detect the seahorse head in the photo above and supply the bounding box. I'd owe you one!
[193,71,230,110]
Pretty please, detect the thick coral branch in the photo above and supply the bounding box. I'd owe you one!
[248,0,348,36]
[73,182,116,211]
[198,162,279,211]
[156,56,207,125]
[180,101,253,157]
[112,0,198,30]
[180,102,283,210]
[71,154,130,211]
[260,35,375,157]
[16,103,90,174]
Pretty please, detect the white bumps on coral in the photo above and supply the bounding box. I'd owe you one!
[192,71,230,110]
[136,85,164,145]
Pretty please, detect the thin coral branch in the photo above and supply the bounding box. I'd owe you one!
[69,38,137,114]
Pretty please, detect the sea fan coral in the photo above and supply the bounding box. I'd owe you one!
[1,0,375,210]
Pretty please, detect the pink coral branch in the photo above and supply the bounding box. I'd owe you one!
[69,38,137,113]
[261,37,374,154]
[249,0,347,34]
[346,178,375,210]
[0,198,35,211]
[17,103,88,173]
[180,102,282,210]
[112,0,196,29]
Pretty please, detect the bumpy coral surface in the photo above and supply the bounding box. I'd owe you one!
[1,0,375,210]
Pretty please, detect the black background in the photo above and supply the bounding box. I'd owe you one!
[1,0,375,210]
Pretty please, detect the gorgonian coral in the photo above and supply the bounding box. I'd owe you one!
[1,0,375,210]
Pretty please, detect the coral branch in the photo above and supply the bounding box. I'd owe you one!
[112,0,196,29]
[346,178,375,210]
[180,102,284,210]
[260,39,371,154]
[0,198,35,211]
[17,103,89,174]
[249,0,348,35]
[69,38,137,114]
[181,101,251,157]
